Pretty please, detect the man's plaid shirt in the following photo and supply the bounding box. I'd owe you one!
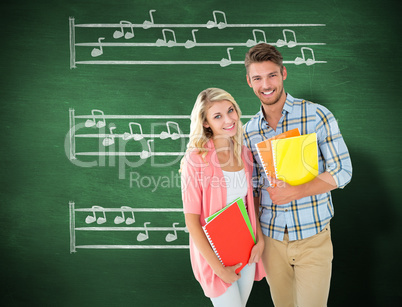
[243,93,352,241]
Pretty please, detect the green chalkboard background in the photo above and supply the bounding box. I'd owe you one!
[1,0,401,306]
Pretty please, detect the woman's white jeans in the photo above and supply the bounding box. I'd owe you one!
[210,263,256,307]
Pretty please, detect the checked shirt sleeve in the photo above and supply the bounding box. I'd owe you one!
[315,105,352,189]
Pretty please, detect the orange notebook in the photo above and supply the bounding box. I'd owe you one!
[255,128,300,186]
[202,200,255,274]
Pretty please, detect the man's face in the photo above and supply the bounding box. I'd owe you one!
[246,61,287,107]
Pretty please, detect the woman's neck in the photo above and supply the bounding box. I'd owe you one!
[212,136,243,171]
[212,136,233,153]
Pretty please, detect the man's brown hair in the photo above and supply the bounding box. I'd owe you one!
[244,43,284,74]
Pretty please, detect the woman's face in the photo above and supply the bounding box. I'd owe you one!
[203,100,239,139]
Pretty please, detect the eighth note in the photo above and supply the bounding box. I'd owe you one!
[165,223,180,242]
[276,29,297,48]
[246,29,267,47]
[220,47,233,67]
[156,29,177,47]
[122,122,144,141]
[91,37,105,57]
[137,222,151,242]
[160,121,181,140]
[113,21,135,39]
[206,10,227,29]
[102,127,116,147]
[114,206,135,225]
[184,29,198,49]
[142,9,156,29]
[85,206,107,224]
[295,47,316,66]
[140,139,154,159]
[85,109,106,128]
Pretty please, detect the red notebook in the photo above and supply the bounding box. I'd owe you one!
[202,200,255,274]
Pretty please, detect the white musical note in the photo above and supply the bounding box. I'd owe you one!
[143,9,156,29]
[295,47,316,66]
[85,109,106,128]
[85,206,107,224]
[137,222,151,241]
[246,29,267,47]
[160,121,181,140]
[91,37,105,57]
[140,139,154,159]
[165,223,180,242]
[156,29,177,47]
[184,29,198,49]
[220,47,233,67]
[122,122,144,141]
[113,21,135,39]
[114,206,136,225]
[206,10,227,29]
[276,29,297,48]
[102,127,116,146]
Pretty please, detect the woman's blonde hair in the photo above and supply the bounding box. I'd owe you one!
[185,88,243,164]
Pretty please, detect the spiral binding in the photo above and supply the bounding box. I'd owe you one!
[202,226,224,265]
[255,142,274,187]
[271,140,279,183]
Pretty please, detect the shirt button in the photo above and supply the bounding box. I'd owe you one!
[285,209,288,212]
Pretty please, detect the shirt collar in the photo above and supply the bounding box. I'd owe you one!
[283,93,295,115]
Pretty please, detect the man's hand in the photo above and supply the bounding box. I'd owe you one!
[266,177,300,205]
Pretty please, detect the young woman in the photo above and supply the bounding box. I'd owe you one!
[181,88,266,306]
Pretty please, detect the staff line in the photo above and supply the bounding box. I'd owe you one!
[75,208,183,212]
[74,60,327,65]
[73,114,253,119]
[74,23,326,28]
[74,245,189,249]
[74,133,190,138]
[75,42,326,47]
[75,227,187,231]
[75,152,185,156]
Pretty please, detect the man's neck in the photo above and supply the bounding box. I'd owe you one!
[262,95,287,131]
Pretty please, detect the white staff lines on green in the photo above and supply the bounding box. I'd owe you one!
[69,202,189,252]
[75,26,325,49]
[67,109,254,159]
[69,11,327,68]
[74,42,326,48]
[72,8,326,28]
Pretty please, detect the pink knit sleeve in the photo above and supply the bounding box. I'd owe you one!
[181,152,202,215]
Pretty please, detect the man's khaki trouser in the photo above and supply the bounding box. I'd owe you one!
[262,224,333,307]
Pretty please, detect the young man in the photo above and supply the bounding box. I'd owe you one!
[243,43,352,307]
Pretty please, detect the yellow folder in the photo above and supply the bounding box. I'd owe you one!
[271,133,319,186]
[255,128,300,187]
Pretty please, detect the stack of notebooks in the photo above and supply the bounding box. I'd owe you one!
[255,128,319,187]
[203,197,255,274]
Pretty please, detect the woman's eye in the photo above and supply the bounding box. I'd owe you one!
[214,115,221,119]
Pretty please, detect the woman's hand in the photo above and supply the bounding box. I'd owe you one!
[248,235,264,264]
[214,263,242,284]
